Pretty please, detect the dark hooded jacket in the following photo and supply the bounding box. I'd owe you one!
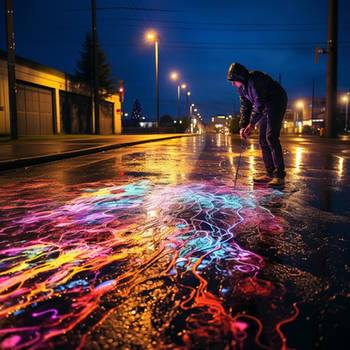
[228,64,286,128]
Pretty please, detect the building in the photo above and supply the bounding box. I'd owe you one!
[209,115,233,133]
[0,51,122,136]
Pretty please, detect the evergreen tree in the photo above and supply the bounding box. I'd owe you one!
[75,32,116,98]
[159,114,173,126]
[131,99,142,121]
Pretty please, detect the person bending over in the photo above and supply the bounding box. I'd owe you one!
[227,62,288,187]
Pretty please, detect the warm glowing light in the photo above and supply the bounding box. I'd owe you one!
[338,156,344,177]
[343,96,349,102]
[146,32,156,41]
[249,155,255,173]
[194,108,198,112]
[170,72,178,80]
[294,147,303,173]
[297,121,303,133]
[296,101,303,108]
[187,91,191,96]
[181,84,187,89]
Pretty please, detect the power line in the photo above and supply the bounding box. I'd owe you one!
[98,22,331,32]
[70,6,181,12]
[99,16,329,27]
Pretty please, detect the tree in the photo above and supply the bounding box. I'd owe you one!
[131,99,143,121]
[229,117,240,134]
[75,32,116,98]
[159,114,173,126]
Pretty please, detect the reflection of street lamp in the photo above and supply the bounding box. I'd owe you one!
[146,31,159,127]
[343,95,349,132]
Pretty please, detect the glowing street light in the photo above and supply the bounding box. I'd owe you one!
[146,32,156,40]
[185,91,191,126]
[170,72,187,122]
[146,31,160,127]
[190,103,195,128]
[296,101,304,134]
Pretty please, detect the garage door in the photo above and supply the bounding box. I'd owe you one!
[59,91,92,134]
[17,82,54,135]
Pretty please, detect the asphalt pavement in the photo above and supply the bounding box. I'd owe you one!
[1,133,349,172]
[0,133,194,170]
[0,134,349,349]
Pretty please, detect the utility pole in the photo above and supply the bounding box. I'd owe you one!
[311,79,315,120]
[5,0,17,139]
[155,39,159,128]
[177,84,180,122]
[325,0,338,138]
[185,91,189,126]
[92,0,100,134]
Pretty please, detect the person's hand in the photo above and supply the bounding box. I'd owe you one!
[240,124,252,139]
[239,128,246,140]
[244,124,253,138]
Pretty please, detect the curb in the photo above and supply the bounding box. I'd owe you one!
[0,134,196,171]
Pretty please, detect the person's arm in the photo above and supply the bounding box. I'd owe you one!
[250,77,270,125]
[239,94,253,129]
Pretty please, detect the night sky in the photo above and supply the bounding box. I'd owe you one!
[1,0,349,123]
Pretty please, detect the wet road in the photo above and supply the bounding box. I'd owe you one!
[0,134,349,350]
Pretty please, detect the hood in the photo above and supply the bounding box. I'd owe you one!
[227,62,249,84]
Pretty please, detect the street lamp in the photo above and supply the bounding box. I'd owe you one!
[185,91,191,126]
[296,101,304,133]
[146,31,159,127]
[170,72,180,121]
[170,73,187,122]
[190,104,195,117]
[343,95,349,132]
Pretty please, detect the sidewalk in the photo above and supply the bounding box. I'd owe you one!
[0,134,195,171]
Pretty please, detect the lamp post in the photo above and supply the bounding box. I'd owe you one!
[146,32,159,127]
[343,95,349,132]
[170,72,179,121]
[296,101,304,134]
[180,84,187,122]
[186,91,190,126]
[190,104,194,117]
[189,104,194,133]
[170,73,187,122]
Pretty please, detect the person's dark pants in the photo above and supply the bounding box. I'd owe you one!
[258,92,288,179]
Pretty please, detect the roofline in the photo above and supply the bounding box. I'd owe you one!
[0,50,76,81]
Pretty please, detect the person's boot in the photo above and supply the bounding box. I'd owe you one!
[267,177,285,188]
[253,174,273,183]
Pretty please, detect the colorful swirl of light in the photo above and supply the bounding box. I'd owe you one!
[0,179,298,349]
